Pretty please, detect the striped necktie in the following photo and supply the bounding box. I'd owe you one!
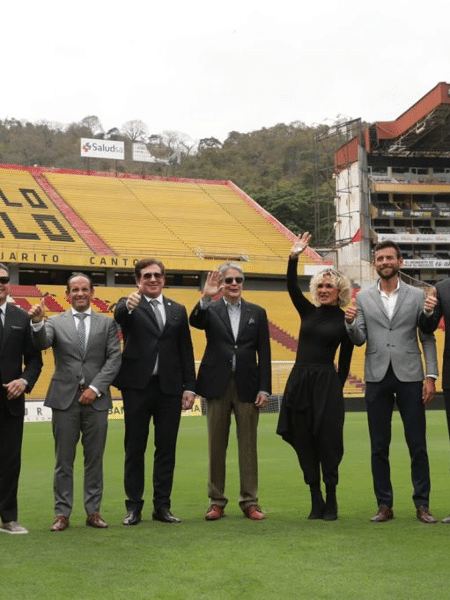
[75,312,88,354]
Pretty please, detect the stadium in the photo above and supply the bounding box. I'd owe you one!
[0,160,372,419]
[3,83,450,600]
[3,86,450,418]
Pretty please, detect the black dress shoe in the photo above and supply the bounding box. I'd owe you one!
[323,500,338,521]
[123,511,142,526]
[152,507,181,523]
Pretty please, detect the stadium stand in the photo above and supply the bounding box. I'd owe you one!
[0,168,91,255]
[1,163,445,406]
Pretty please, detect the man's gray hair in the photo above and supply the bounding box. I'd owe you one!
[218,262,244,278]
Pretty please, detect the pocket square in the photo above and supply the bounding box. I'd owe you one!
[248,318,256,325]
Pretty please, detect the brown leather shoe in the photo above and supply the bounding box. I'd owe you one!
[370,506,394,522]
[51,515,69,531]
[416,506,437,523]
[86,513,108,528]
[205,504,226,521]
[244,505,265,521]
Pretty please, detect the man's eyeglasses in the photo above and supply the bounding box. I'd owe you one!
[0,277,10,284]
[142,272,163,280]
[224,277,243,284]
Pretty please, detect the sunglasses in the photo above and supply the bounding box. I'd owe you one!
[142,272,163,280]
[0,277,10,284]
[224,277,243,284]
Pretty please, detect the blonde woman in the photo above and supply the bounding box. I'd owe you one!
[277,233,353,520]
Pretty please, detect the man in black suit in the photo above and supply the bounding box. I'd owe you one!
[189,263,271,521]
[0,263,42,534]
[421,280,450,523]
[114,258,196,525]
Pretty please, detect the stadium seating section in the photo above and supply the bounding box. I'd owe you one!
[0,165,444,404]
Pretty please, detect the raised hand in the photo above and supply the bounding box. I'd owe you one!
[290,232,311,258]
[202,270,223,300]
[345,297,358,324]
[28,295,47,323]
[424,287,437,313]
[126,285,143,311]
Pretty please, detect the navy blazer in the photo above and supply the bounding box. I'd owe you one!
[114,295,196,396]
[190,297,272,403]
[0,303,42,416]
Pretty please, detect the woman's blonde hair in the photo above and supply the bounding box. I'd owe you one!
[309,268,351,308]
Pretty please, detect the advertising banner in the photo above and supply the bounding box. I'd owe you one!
[80,138,124,160]
[403,259,450,269]
[377,233,450,244]
[132,143,155,163]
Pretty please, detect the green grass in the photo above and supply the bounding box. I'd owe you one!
[2,411,450,600]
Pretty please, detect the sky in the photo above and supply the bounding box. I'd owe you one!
[4,0,450,143]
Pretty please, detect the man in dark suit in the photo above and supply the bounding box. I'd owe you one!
[345,241,438,523]
[189,263,271,521]
[29,273,122,531]
[114,258,196,525]
[420,279,450,522]
[0,263,42,535]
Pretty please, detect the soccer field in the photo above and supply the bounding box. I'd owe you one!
[3,412,450,600]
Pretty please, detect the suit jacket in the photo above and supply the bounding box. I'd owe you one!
[346,279,438,383]
[189,297,272,402]
[419,277,450,389]
[114,295,196,396]
[32,310,122,411]
[0,303,42,416]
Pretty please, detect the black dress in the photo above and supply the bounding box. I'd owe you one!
[276,257,353,487]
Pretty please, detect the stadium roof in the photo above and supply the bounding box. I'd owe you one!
[335,82,450,170]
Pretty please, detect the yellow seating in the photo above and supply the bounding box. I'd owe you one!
[42,174,306,269]
[0,168,92,254]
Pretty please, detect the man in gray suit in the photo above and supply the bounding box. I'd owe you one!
[345,240,438,523]
[29,273,121,531]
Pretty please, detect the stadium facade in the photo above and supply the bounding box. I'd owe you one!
[334,81,450,289]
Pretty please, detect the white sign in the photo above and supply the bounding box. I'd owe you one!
[80,138,124,160]
[132,143,156,163]
[24,401,52,422]
[403,259,450,269]
[377,233,450,244]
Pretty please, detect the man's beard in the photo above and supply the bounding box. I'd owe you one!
[377,266,399,280]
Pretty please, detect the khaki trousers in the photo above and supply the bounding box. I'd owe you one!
[206,377,259,510]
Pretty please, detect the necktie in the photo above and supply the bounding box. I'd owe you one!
[75,312,88,354]
[150,299,164,331]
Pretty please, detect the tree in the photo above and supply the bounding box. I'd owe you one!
[80,116,104,137]
[121,120,148,142]
[253,184,316,234]
[198,137,222,152]
[161,130,197,156]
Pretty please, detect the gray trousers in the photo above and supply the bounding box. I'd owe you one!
[206,378,260,510]
[52,397,108,517]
